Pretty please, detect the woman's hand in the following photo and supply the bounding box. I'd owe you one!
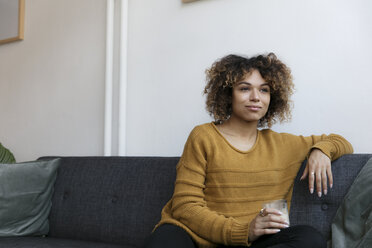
[248,208,289,242]
[300,148,332,197]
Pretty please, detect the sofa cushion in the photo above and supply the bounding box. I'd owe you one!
[289,154,372,240]
[0,237,131,248]
[40,157,178,247]
[0,159,60,237]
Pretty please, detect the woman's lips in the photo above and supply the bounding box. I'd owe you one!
[246,106,261,111]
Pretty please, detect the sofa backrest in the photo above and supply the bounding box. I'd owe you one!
[41,154,372,246]
[290,154,372,240]
[41,156,179,247]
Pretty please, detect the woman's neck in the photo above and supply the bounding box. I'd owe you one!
[215,116,258,152]
[221,115,258,139]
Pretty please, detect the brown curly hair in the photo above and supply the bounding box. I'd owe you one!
[204,53,294,128]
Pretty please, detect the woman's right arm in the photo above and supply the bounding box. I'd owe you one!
[170,128,250,246]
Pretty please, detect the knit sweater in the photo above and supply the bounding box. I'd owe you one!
[156,122,353,248]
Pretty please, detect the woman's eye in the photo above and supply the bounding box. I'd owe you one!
[240,87,250,91]
[261,88,270,93]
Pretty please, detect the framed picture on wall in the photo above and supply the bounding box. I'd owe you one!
[0,0,25,45]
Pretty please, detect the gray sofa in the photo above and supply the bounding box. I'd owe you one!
[0,154,370,247]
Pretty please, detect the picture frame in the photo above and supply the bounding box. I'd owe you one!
[0,0,25,45]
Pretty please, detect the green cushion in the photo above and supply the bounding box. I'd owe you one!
[0,159,60,236]
[0,143,15,163]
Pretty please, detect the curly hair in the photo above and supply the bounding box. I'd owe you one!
[204,53,294,128]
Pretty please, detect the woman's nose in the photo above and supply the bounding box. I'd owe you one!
[250,89,260,102]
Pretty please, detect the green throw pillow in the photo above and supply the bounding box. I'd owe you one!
[0,159,60,237]
[0,143,16,163]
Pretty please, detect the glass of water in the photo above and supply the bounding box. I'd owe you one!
[262,199,290,225]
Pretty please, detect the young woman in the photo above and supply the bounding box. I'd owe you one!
[145,53,353,248]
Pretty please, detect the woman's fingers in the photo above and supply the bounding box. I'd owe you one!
[327,164,333,189]
[249,209,289,242]
[251,226,281,241]
[300,163,309,180]
[308,167,315,194]
[258,209,289,227]
[314,162,332,197]
[254,228,282,237]
[316,169,322,197]
[252,216,288,237]
[260,217,289,229]
[322,167,328,195]
[310,167,325,197]
[307,149,333,197]
[263,207,283,216]
[263,221,289,229]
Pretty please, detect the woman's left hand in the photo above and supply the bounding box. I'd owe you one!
[300,149,332,197]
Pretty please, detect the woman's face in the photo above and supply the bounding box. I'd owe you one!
[230,69,271,124]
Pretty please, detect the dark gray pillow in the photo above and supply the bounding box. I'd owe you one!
[0,159,60,237]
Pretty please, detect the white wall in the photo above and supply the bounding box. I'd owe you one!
[1,0,371,162]
[0,0,106,162]
[126,0,372,156]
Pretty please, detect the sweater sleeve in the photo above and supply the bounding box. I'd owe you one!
[297,133,353,160]
[170,128,250,246]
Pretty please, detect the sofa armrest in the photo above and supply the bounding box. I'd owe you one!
[289,154,372,240]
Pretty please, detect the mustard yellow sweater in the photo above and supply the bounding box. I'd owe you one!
[156,123,353,248]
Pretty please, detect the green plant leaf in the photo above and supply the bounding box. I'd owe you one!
[0,143,16,163]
